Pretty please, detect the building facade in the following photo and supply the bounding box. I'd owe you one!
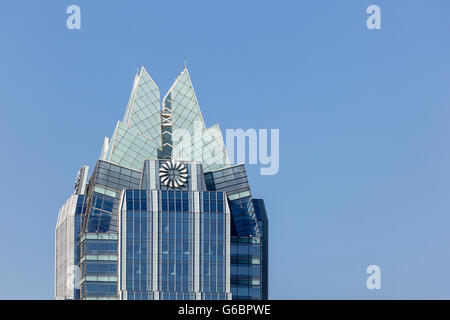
[55,67,268,300]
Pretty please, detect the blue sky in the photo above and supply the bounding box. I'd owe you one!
[1,0,450,299]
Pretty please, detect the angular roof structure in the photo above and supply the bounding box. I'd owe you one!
[99,67,230,172]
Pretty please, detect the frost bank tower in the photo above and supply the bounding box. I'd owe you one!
[55,67,268,300]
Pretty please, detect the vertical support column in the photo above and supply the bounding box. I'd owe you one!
[193,191,200,297]
[224,194,231,299]
[161,99,173,159]
[117,191,127,297]
[152,190,159,296]
[191,163,197,191]
[149,160,156,190]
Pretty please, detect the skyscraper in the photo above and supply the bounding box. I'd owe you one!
[55,67,268,300]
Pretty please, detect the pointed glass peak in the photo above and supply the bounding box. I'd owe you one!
[121,66,162,143]
[139,66,158,88]
[123,67,160,124]
[163,67,206,136]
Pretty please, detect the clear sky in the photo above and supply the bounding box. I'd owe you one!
[1,0,450,299]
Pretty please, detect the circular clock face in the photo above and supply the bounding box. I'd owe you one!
[159,160,188,188]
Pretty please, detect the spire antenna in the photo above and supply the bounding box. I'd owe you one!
[184,57,187,69]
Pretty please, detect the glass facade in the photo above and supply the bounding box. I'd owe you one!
[205,165,268,300]
[55,67,268,300]
[118,188,230,300]
[55,194,86,300]
[78,161,141,300]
